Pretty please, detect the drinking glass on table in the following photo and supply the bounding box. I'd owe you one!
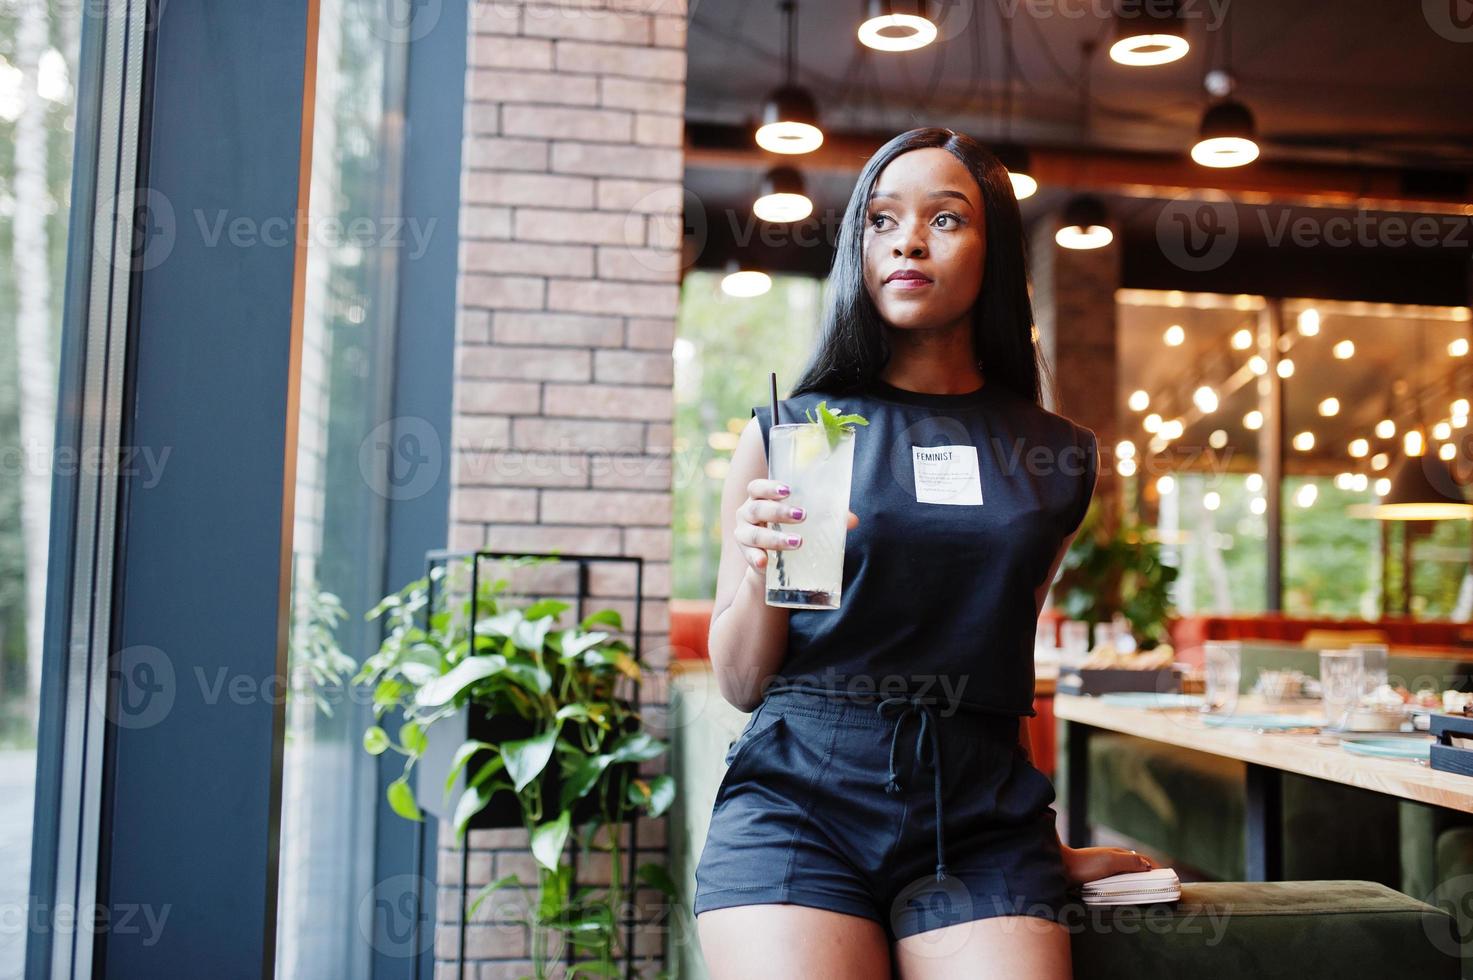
[1319,649,1366,730]
[765,422,857,609]
[1201,641,1241,715]
[1350,643,1389,696]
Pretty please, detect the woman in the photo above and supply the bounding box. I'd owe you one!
[692,127,1158,978]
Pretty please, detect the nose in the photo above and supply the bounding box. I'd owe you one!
[892,217,928,258]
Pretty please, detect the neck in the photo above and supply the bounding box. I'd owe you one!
[878,320,985,394]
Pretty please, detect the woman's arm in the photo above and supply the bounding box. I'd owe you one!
[706,416,796,712]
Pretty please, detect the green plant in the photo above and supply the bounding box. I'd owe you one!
[1056,499,1179,650]
[354,557,677,978]
[287,577,354,719]
[803,400,869,450]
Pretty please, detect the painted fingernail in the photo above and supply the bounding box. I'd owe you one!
[776,484,790,496]
[786,535,801,547]
[789,507,805,520]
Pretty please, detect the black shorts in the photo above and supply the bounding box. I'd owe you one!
[692,685,1069,942]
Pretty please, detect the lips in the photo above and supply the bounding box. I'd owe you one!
[885,269,933,283]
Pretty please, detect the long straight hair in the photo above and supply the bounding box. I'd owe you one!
[791,127,1045,406]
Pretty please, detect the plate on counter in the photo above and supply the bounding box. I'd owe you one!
[1097,692,1205,710]
[1201,712,1321,730]
[1339,736,1433,761]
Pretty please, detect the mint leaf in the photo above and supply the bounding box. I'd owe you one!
[805,400,869,451]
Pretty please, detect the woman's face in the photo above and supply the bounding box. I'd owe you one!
[862,147,986,333]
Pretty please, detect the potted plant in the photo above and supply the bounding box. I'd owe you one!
[1056,498,1179,651]
[354,555,677,977]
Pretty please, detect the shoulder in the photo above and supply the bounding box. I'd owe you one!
[992,385,1097,455]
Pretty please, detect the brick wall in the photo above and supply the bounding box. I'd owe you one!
[441,0,686,975]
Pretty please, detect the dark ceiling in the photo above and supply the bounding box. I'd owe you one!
[685,0,1473,171]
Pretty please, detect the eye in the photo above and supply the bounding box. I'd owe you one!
[935,212,962,228]
[868,212,891,230]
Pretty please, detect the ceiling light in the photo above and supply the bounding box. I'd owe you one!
[858,0,938,52]
[1117,457,1138,477]
[1249,496,1266,515]
[1333,340,1355,359]
[1245,473,1263,492]
[755,2,824,154]
[1231,328,1252,350]
[1450,338,1470,358]
[1191,99,1260,168]
[1157,475,1175,495]
[1143,413,1162,433]
[1371,452,1389,471]
[1116,439,1137,459]
[1128,389,1150,411]
[753,165,813,222]
[1248,355,1267,375]
[1297,308,1320,335]
[1164,324,1185,346]
[1349,438,1369,458]
[1055,195,1113,249]
[994,143,1037,200]
[1193,385,1218,412]
[1209,429,1228,449]
[1109,0,1189,66]
[1204,491,1221,511]
[1243,410,1263,430]
[1276,358,1294,378]
[1375,418,1396,439]
[1433,421,1452,441]
[1296,483,1317,507]
[720,259,772,297]
[1350,453,1473,521]
[1292,431,1315,451]
[1318,397,1339,417]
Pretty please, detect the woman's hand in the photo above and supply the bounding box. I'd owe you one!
[733,478,859,576]
[1060,844,1158,890]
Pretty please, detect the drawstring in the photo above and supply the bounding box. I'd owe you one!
[759,681,1013,886]
[877,695,949,883]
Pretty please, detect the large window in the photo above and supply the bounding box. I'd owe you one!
[672,271,821,599]
[0,3,82,973]
[274,1,409,975]
[1118,289,1473,619]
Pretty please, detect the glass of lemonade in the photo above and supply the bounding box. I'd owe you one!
[765,421,857,609]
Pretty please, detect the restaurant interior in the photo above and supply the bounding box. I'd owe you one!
[668,0,1473,977]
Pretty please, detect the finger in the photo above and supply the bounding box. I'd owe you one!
[742,545,767,569]
[746,477,792,501]
[846,510,859,529]
[749,499,806,525]
[735,524,802,551]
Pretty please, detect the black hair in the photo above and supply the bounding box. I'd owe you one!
[790,127,1046,406]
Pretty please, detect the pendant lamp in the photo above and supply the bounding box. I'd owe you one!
[753,165,813,223]
[858,0,938,52]
[1109,0,1189,66]
[756,1,823,154]
[1055,195,1113,250]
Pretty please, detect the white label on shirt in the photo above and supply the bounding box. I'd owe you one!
[911,444,983,505]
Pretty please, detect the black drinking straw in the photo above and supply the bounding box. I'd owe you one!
[769,371,780,426]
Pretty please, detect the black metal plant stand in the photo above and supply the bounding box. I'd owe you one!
[407,550,646,980]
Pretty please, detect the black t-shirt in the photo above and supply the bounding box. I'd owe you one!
[752,377,1099,718]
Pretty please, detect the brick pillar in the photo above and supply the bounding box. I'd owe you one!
[1029,214,1121,523]
[442,1,685,975]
